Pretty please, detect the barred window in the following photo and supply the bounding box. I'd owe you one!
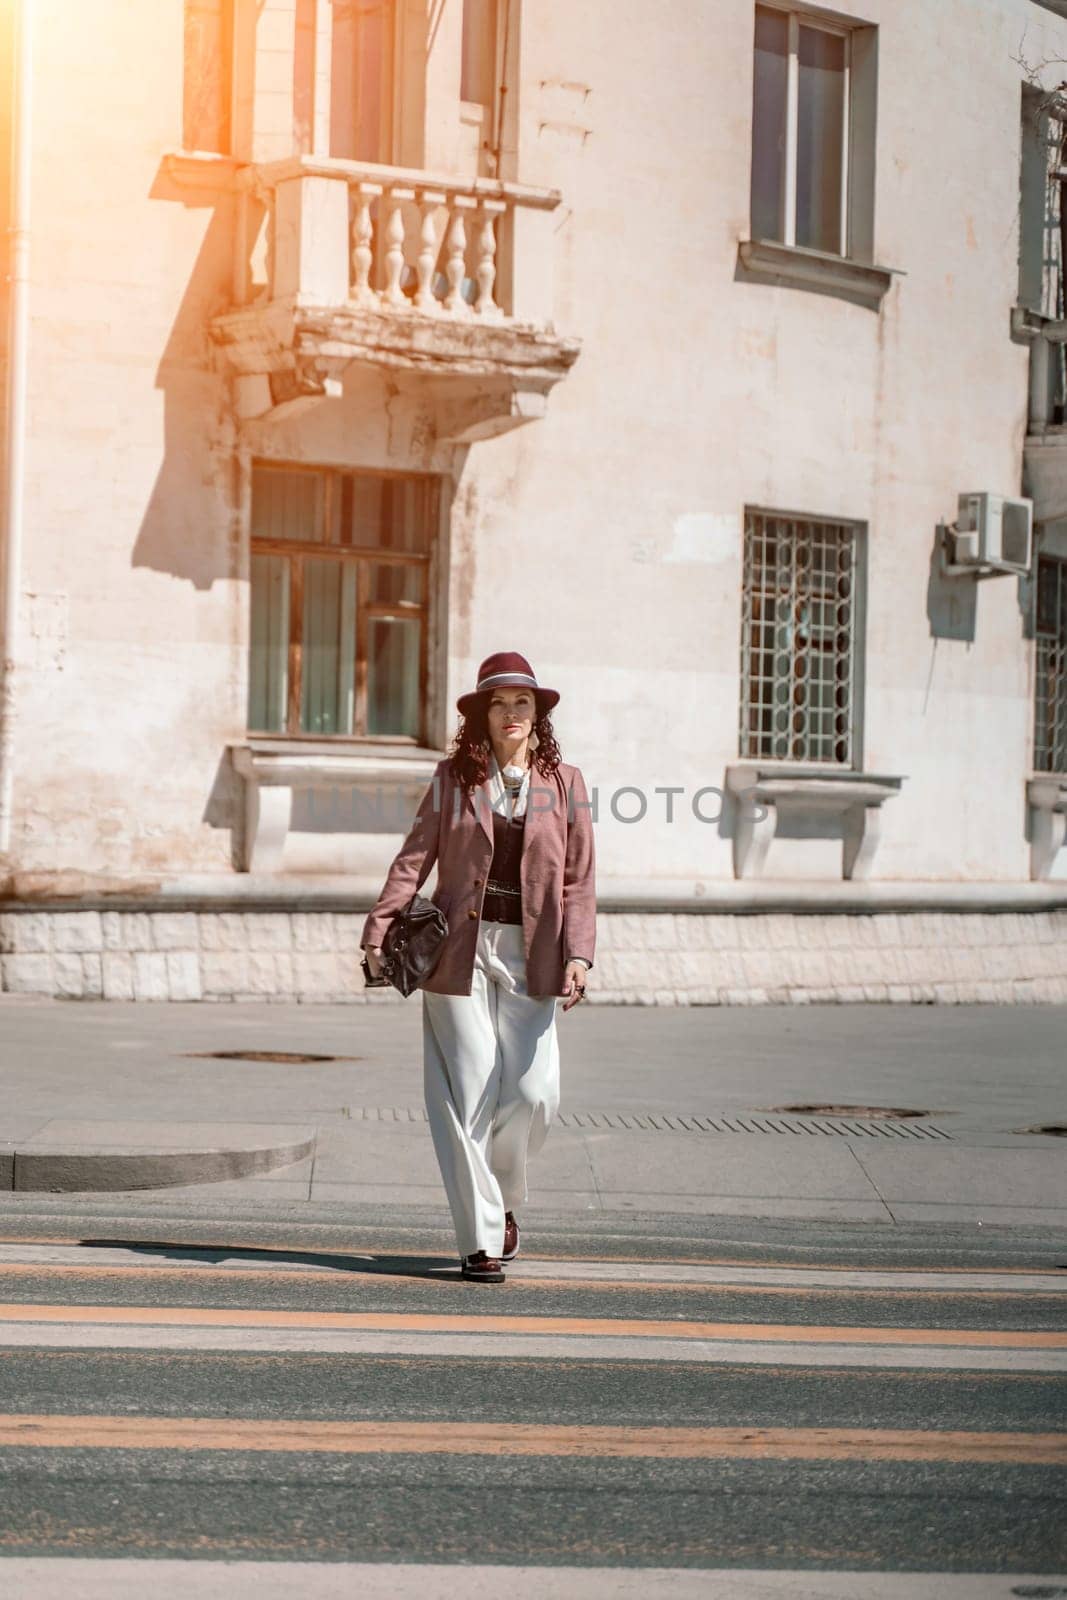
[1035,554,1067,774]
[248,463,437,741]
[739,510,863,765]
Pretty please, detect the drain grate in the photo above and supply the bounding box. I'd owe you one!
[341,1107,953,1139]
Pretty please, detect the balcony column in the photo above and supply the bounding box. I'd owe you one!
[474,199,507,319]
[382,186,415,308]
[1031,333,1052,432]
[415,189,446,311]
[350,181,382,307]
[444,195,476,316]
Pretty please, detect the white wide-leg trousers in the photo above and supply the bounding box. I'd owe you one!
[422,920,561,1260]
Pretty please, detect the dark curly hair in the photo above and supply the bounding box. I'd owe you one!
[446,696,562,793]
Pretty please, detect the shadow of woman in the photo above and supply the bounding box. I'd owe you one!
[82,1239,462,1282]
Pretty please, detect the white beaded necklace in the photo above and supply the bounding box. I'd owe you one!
[489,751,531,821]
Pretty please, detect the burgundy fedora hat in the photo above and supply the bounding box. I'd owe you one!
[456,651,560,717]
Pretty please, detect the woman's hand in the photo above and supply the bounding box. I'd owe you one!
[364,945,385,980]
[561,960,588,1013]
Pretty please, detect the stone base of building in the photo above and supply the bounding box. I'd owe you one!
[2,907,1065,1005]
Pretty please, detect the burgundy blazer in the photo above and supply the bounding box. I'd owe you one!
[360,757,597,997]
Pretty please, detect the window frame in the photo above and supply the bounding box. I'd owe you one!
[247,459,439,744]
[752,1,853,258]
[738,505,868,770]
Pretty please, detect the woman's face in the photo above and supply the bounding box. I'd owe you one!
[487,688,535,748]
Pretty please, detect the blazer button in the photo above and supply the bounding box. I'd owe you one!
[473,877,482,888]
[467,908,478,920]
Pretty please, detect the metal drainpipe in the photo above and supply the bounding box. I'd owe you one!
[0,0,32,859]
[491,0,512,179]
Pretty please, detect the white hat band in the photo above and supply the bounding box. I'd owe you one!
[476,671,539,690]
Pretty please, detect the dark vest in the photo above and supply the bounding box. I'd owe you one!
[481,809,525,924]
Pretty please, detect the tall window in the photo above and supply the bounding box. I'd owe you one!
[330,0,395,163]
[1035,554,1067,774]
[751,4,854,256]
[248,463,437,740]
[739,510,864,765]
[461,0,499,110]
[183,0,234,154]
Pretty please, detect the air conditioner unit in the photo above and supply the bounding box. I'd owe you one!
[950,493,1033,574]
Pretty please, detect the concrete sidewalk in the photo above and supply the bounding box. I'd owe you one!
[1,996,1065,1229]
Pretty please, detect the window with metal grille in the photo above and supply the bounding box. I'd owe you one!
[248,463,437,741]
[1035,554,1067,773]
[739,510,863,765]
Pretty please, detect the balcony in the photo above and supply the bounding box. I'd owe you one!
[1014,307,1067,525]
[210,155,581,440]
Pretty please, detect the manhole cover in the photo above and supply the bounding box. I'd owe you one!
[771,1103,934,1120]
[1015,1124,1067,1138]
[182,1050,359,1064]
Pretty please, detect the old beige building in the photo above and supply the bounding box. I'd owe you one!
[2,0,1067,1004]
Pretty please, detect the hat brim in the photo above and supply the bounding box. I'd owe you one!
[457,683,560,717]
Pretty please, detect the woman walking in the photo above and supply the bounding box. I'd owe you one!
[360,651,596,1283]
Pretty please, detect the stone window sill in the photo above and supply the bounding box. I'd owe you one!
[737,239,898,311]
[725,762,906,881]
[1027,774,1067,879]
[230,740,446,873]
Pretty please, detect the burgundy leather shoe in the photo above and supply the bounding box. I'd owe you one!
[461,1250,506,1283]
[502,1211,520,1262]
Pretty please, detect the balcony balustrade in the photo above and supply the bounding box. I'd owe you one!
[210,155,580,438]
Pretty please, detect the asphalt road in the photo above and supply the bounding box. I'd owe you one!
[0,1204,1063,1596]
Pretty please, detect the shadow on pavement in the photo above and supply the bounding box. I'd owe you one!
[79,1239,463,1282]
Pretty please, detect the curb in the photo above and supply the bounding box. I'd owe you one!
[0,1129,316,1193]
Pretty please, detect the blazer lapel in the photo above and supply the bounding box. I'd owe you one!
[470,774,494,847]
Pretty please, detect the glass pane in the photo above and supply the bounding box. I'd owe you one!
[751,6,788,243]
[461,0,497,107]
[300,559,357,735]
[797,25,846,254]
[369,561,423,604]
[1037,557,1064,638]
[367,617,421,736]
[344,474,432,553]
[248,554,290,731]
[251,465,323,543]
[330,0,393,162]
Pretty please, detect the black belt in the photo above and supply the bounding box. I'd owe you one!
[481,885,523,925]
